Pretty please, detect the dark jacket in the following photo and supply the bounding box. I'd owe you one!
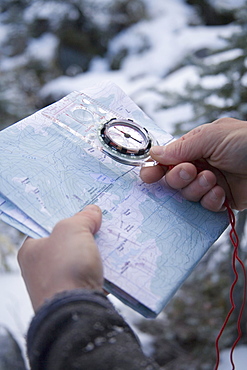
[27,289,159,370]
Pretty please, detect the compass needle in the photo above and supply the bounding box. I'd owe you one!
[130,136,142,144]
[113,125,142,143]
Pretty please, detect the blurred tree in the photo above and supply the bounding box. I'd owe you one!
[0,0,147,129]
[158,2,247,134]
[186,0,234,25]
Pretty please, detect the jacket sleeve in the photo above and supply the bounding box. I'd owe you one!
[26,289,159,370]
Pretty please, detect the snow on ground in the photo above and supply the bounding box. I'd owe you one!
[0,268,33,366]
[1,0,247,367]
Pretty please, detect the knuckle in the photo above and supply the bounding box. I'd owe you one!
[212,117,234,125]
[17,247,24,264]
[17,243,32,266]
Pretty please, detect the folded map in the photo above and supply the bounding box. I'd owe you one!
[0,81,229,317]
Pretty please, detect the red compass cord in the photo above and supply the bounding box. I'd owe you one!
[214,201,247,370]
[167,165,247,369]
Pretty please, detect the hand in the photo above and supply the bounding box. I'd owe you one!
[18,205,103,312]
[140,118,247,211]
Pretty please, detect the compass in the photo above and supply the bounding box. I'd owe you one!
[98,118,157,165]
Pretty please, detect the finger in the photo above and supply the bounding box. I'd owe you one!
[165,163,198,189]
[179,170,217,202]
[140,164,167,183]
[200,185,226,212]
[52,204,102,238]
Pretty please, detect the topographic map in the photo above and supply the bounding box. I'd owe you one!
[0,81,229,317]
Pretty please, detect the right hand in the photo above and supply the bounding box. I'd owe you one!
[140,118,247,211]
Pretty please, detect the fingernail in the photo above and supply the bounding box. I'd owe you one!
[210,190,225,207]
[209,189,218,201]
[199,174,209,188]
[150,146,165,156]
[179,169,192,181]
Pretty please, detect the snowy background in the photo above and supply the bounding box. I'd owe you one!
[0,0,247,369]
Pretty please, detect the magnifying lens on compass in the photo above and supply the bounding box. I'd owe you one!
[98,118,158,166]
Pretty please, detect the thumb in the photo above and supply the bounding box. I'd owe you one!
[75,204,102,235]
[150,125,211,165]
[50,205,102,241]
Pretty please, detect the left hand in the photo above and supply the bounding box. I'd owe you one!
[18,205,103,312]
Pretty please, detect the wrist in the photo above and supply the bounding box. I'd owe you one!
[30,280,104,312]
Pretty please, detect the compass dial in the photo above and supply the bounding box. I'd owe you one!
[99,118,154,165]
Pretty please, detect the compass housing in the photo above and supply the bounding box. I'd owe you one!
[98,118,156,165]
